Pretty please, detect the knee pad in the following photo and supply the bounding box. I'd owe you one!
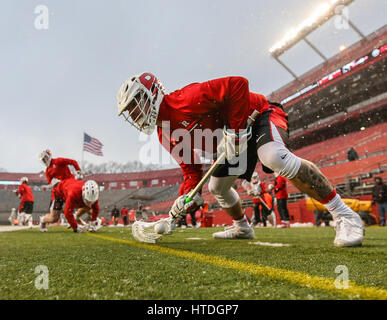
[208,176,240,209]
[257,142,301,179]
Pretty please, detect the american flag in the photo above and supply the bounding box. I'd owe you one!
[83,133,103,156]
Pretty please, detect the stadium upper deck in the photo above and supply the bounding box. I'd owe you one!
[268,25,387,149]
[0,168,183,191]
[267,25,387,106]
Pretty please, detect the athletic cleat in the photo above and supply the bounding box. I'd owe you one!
[39,216,47,232]
[213,222,255,239]
[333,214,364,247]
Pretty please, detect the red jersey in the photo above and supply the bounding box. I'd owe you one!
[45,158,81,185]
[54,179,99,230]
[274,175,288,199]
[251,181,266,204]
[157,77,287,194]
[16,183,34,203]
[121,208,129,216]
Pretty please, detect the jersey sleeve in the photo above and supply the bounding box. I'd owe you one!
[16,185,22,196]
[45,169,53,185]
[260,182,266,194]
[91,202,100,221]
[57,158,81,171]
[179,162,203,195]
[158,127,203,196]
[64,194,78,230]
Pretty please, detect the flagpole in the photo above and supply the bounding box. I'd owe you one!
[81,132,85,171]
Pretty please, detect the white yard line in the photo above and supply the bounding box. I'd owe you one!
[0,226,33,232]
[248,241,290,247]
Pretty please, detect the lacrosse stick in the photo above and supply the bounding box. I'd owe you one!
[131,110,260,244]
[256,195,271,211]
[256,194,277,227]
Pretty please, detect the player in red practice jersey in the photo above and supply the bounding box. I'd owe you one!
[38,149,84,231]
[242,172,270,227]
[15,177,34,227]
[117,73,364,247]
[274,174,290,227]
[52,179,100,233]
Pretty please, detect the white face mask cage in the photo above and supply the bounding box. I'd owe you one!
[118,74,165,135]
[39,151,52,167]
[41,154,51,166]
[122,90,154,133]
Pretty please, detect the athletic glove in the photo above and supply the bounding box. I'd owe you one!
[88,220,98,233]
[169,193,204,220]
[217,126,252,161]
[252,184,261,196]
[75,171,84,180]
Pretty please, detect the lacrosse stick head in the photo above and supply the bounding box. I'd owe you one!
[131,218,173,244]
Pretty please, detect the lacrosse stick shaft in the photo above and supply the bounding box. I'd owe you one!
[185,153,225,203]
[185,109,260,203]
[256,195,271,211]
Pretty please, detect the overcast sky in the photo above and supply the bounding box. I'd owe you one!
[0,0,386,173]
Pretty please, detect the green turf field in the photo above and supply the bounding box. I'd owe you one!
[0,226,386,300]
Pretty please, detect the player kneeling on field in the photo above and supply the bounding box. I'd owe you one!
[40,179,100,233]
[117,73,364,247]
[38,149,84,232]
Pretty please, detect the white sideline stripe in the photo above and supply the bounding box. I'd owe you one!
[249,241,290,247]
[0,226,32,232]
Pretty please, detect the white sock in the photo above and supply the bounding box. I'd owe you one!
[234,215,249,228]
[324,194,356,220]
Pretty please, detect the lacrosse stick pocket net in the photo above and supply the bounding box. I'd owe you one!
[131,218,173,244]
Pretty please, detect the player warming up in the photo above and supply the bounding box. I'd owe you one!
[51,179,100,233]
[38,149,83,232]
[15,177,34,227]
[242,172,271,227]
[117,73,364,247]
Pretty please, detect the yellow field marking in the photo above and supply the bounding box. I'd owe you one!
[87,233,387,300]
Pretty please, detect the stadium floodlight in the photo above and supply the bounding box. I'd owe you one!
[269,0,355,57]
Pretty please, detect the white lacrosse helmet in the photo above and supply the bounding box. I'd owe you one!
[82,180,99,206]
[251,172,259,182]
[117,72,165,135]
[20,177,28,184]
[39,149,52,167]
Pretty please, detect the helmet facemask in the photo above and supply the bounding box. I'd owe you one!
[121,90,158,135]
[39,150,52,167]
[118,73,165,135]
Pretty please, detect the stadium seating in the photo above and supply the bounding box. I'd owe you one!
[294,122,387,165]
[140,121,387,220]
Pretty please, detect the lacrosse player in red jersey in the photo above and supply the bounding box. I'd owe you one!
[52,179,100,233]
[242,172,270,227]
[117,73,364,247]
[38,149,84,232]
[15,177,34,227]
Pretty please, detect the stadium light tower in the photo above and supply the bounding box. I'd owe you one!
[269,0,364,79]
